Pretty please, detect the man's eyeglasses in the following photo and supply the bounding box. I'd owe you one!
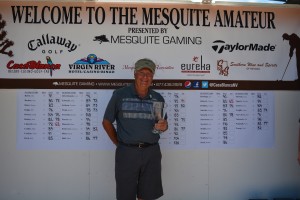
[136,71,154,78]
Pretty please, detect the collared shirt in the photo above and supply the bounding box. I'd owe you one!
[103,84,165,144]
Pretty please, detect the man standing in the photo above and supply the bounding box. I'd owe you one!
[102,58,168,200]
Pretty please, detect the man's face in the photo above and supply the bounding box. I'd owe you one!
[134,68,154,89]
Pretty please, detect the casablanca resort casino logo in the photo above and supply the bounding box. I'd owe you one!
[6,56,61,77]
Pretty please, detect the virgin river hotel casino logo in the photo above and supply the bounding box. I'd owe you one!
[69,54,115,74]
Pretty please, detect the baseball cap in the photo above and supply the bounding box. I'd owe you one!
[134,58,156,74]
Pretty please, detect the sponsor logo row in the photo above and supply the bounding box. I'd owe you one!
[6,53,278,79]
[25,34,276,54]
[1,30,277,59]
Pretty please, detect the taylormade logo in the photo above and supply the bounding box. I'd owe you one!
[212,40,276,54]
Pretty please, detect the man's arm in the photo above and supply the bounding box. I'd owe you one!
[102,119,118,146]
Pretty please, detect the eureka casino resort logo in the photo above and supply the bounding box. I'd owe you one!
[181,56,211,77]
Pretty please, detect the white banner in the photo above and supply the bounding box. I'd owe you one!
[0,1,299,87]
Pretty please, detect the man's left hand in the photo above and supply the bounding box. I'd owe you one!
[154,119,168,132]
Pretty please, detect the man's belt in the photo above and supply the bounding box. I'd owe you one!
[119,141,158,148]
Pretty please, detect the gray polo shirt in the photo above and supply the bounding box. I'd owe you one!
[103,84,165,144]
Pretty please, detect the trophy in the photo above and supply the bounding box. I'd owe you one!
[151,101,167,134]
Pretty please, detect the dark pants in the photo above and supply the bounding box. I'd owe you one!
[115,144,163,200]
